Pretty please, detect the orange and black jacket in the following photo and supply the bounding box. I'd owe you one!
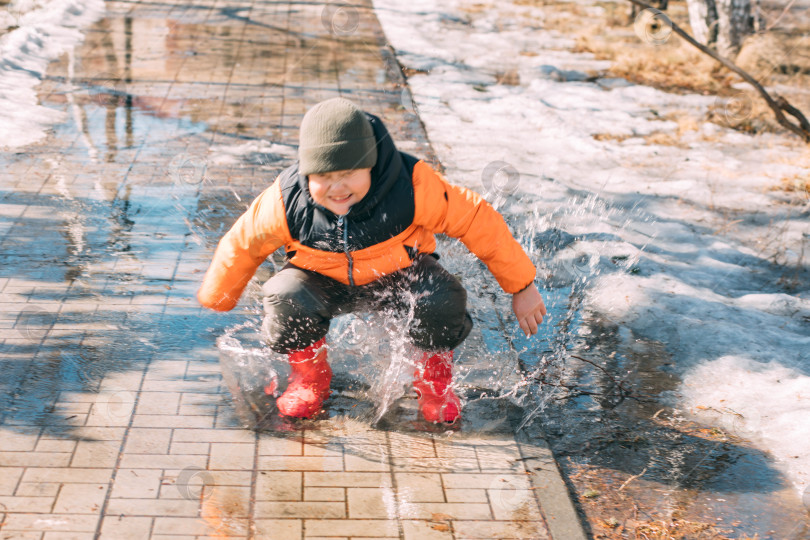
[197,113,536,312]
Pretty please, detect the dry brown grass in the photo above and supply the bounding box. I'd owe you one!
[644,131,686,147]
[574,35,731,95]
[644,110,705,145]
[559,1,733,94]
[593,132,632,142]
[632,520,758,539]
[566,461,746,540]
[560,0,810,138]
[474,0,810,176]
[773,173,810,196]
[765,147,810,196]
[461,0,810,138]
[632,521,732,539]
[594,111,701,147]
[665,110,701,132]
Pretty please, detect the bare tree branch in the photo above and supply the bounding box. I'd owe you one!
[530,354,650,406]
[765,0,797,31]
[776,95,810,133]
[628,0,810,142]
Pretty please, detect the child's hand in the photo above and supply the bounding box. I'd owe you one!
[512,283,547,337]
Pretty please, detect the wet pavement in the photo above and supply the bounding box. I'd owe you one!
[0,0,586,538]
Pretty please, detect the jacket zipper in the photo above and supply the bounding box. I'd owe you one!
[337,215,355,286]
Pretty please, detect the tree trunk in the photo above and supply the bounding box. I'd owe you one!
[716,0,755,56]
[752,0,765,32]
[686,0,719,47]
[686,0,754,58]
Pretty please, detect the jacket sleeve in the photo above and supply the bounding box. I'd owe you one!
[412,160,536,294]
[197,181,289,311]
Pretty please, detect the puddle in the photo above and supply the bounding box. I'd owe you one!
[212,183,810,538]
[525,315,810,538]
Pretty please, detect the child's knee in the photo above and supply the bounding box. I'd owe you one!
[261,270,332,354]
[411,310,473,351]
[416,274,467,317]
[411,286,471,350]
[408,260,471,350]
[262,270,329,312]
[261,308,328,354]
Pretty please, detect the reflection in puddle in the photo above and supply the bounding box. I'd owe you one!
[524,316,810,538]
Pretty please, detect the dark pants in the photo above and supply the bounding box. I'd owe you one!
[261,254,473,354]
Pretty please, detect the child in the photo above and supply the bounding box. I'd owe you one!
[197,98,546,423]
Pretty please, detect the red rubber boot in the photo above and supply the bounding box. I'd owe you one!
[276,338,332,418]
[413,350,461,423]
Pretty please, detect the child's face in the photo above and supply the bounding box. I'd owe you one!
[308,168,372,216]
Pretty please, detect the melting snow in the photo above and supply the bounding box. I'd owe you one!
[0,0,104,148]
[373,0,810,494]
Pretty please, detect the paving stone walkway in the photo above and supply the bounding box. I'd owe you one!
[0,0,586,538]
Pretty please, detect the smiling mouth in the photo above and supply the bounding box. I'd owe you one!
[331,195,352,203]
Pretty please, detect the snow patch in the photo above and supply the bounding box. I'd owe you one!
[680,356,810,491]
[0,0,105,148]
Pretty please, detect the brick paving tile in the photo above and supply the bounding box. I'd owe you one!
[45,533,95,540]
[257,436,304,456]
[0,496,54,513]
[98,516,153,539]
[303,519,399,538]
[452,520,551,539]
[304,472,390,488]
[52,484,109,514]
[254,501,346,520]
[0,532,43,540]
[14,484,62,498]
[0,468,23,496]
[150,516,248,536]
[0,514,99,532]
[169,442,209,455]
[109,469,163,499]
[443,488,489,504]
[258,456,345,472]
[393,473,444,502]
[302,487,345,502]
[252,520,302,539]
[255,472,302,501]
[402,520,454,540]
[118,454,208,470]
[0,0,586,536]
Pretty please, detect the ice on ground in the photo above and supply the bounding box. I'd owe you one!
[0,0,104,148]
[208,141,297,166]
[680,356,810,491]
[373,0,810,495]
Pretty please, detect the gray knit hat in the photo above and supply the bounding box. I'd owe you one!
[298,98,378,177]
